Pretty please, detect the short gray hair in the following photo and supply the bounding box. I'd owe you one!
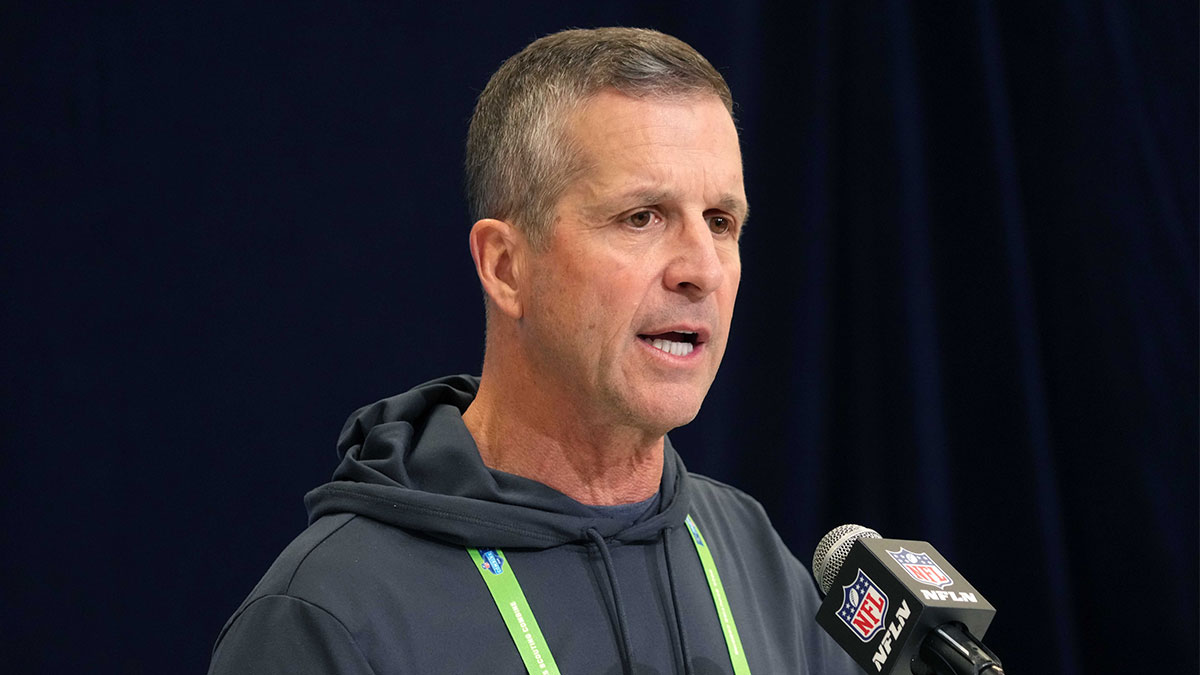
[465,27,735,248]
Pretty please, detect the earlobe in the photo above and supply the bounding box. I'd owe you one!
[469,218,524,319]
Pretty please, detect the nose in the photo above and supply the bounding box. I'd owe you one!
[663,216,729,300]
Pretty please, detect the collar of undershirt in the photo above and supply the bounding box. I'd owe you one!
[584,491,662,527]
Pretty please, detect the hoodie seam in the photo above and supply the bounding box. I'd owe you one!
[316,485,568,544]
[221,594,379,675]
[286,513,360,594]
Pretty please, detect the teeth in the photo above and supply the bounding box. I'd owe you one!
[649,339,694,356]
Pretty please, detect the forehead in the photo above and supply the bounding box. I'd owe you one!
[560,90,746,213]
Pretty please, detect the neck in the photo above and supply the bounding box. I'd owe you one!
[463,357,664,506]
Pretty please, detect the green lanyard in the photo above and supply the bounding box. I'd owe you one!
[683,514,752,674]
[467,514,751,675]
[467,547,561,674]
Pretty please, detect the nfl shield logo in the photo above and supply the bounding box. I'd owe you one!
[887,548,953,589]
[836,569,890,642]
[478,548,505,575]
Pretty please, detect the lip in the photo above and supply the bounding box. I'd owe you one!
[636,324,712,344]
[635,324,711,361]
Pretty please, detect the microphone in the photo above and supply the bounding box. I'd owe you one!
[811,524,1004,675]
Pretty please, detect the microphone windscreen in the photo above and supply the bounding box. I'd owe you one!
[811,524,881,595]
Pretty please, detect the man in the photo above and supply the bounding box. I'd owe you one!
[209,28,858,674]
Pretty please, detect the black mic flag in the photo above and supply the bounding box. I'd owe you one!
[812,525,1004,675]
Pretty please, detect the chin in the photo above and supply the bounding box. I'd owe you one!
[622,386,708,434]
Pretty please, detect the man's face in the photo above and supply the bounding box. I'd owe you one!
[518,89,746,436]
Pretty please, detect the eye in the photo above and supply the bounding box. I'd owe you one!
[626,210,658,229]
[707,215,732,235]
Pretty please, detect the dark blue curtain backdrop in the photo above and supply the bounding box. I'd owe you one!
[3,2,1195,673]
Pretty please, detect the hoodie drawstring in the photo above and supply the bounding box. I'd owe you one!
[585,527,696,675]
[662,530,695,675]
[586,527,634,675]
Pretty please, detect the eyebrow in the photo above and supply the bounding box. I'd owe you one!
[717,195,751,224]
[593,188,750,222]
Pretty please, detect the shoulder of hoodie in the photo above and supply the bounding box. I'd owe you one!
[213,511,455,667]
[685,471,775,523]
[683,471,816,578]
[683,471,826,607]
[210,513,380,670]
[684,471,794,551]
[229,512,425,612]
[222,512,452,621]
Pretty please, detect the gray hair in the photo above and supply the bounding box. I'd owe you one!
[465,27,735,248]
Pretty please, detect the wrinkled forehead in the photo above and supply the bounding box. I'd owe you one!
[557,91,746,209]
[564,88,740,148]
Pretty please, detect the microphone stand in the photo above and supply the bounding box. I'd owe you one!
[914,622,1005,675]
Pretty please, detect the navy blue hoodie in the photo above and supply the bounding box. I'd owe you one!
[208,375,858,674]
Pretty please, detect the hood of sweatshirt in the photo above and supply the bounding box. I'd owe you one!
[304,374,694,549]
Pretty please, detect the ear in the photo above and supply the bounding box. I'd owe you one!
[469,218,526,320]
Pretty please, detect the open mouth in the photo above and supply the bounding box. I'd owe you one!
[638,331,700,357]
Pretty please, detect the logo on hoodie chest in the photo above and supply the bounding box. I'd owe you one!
[478,548,505,575]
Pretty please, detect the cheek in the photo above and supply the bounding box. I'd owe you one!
[589,278,641,336]
[722,263,742,309]
[529,265,583,334]
[553,275,624,344]
[577,256,645,320]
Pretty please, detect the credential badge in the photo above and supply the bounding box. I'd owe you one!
[479,548,505,575]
